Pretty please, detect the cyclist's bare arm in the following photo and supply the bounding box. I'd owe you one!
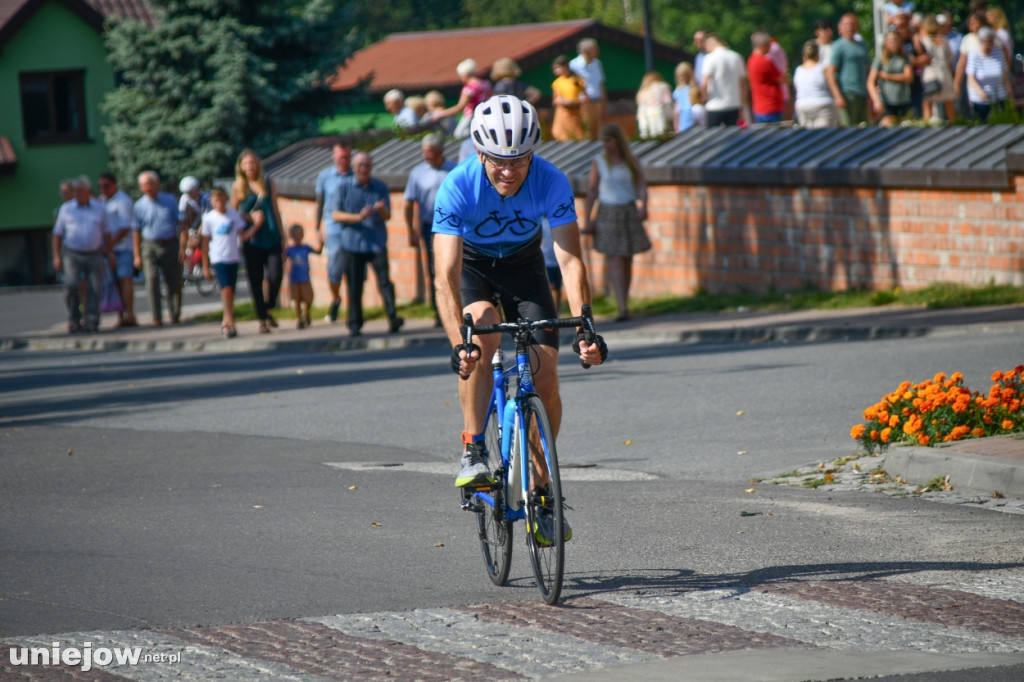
[434,233,481,375]
[551,221,604,367]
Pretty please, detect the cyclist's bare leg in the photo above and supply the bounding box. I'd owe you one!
[528,343,561,490]
[459,300,501,435]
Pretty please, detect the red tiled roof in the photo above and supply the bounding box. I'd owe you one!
[0,135,18,174]
[87,0,155,25]
[331,20,598,93]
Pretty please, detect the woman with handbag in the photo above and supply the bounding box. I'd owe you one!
[919,15,956,122]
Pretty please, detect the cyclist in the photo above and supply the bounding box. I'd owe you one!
[433,94,608,541]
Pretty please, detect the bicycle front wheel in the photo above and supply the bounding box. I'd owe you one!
[477,403,512,585]
[520,395,565,604]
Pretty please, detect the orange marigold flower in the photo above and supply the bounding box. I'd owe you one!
[1011,400,1021,413]
[984,415,993,424]
[918,434,930,446]
[949,425,970,440]
[903,417,923,435]
[992,370,1004,383]
[880,427,891,443]
[888,414,900,428]
[950,372,963,383]
[863,405,879,420]
[1002,419,1015,430]
[933,372,947,384]
[972,427,985,438]
[870,430,879,441]
[851,424,866,440]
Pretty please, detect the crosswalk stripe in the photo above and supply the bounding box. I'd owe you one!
[308,607,661,678]
[599,588,1024,653]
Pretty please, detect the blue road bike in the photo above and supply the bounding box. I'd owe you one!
[460,304,600,604]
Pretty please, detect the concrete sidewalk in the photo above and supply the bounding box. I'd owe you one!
[4,299,1024,502]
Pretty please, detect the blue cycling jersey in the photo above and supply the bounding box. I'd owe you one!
[431,155,578,258]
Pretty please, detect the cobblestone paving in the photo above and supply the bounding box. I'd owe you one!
[759,454,1024,514]
[4,577,1023,680]
[458,597,810,657]
[753,580,1024,638]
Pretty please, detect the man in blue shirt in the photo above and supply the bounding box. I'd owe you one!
[133,170,183,326]
[331,151,402,337]
[316,140,353,323]
[404,133,457,325]
[433,95,606,521]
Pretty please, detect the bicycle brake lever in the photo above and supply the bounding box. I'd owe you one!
[579,304,596,370]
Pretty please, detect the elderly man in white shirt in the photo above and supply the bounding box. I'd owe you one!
[53,175,110,333]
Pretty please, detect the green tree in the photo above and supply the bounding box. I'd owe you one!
[102,0,355,187]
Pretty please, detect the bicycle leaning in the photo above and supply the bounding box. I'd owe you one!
[459,303,601,605]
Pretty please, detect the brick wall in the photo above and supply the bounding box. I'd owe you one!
[276,174,1024,311]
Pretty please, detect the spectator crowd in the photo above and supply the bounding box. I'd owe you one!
[52,3,1017,336]
[382,3,1016,137]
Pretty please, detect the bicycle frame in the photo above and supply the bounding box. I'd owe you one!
[466,306,595,524]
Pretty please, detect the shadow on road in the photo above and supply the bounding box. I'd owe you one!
[561,561,1024,602]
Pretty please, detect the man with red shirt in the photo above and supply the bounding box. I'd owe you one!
[747,29,787,123]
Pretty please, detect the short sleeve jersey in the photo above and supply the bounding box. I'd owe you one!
[431,156,577,259]
[285,244,314,283]
[200,208,246,264]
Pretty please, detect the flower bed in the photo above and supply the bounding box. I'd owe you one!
[851,366,1024,453]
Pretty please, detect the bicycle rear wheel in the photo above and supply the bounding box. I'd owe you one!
[476,403,512,585]
[520,395,565,604]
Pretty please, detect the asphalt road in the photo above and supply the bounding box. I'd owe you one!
[1,324,1023,679]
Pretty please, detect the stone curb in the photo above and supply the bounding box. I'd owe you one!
[884,445,1024,499]
[0,323,965,355]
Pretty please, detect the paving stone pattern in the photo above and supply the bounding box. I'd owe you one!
[4,576,1023,680]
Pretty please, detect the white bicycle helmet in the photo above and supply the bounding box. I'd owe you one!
[470,95,542,159]
[179,176,200,194]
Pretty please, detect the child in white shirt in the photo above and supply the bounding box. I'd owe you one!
[201,188,257,338]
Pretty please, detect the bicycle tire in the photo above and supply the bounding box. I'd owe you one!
[520,395,565,604]
[477,403,512,585]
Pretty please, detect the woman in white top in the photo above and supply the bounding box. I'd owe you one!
[582,123,651,321]
[793,41,837,127]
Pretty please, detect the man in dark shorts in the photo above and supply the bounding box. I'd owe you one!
[432,95,607,541]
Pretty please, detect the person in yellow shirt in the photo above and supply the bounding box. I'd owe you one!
[551,55,585,141]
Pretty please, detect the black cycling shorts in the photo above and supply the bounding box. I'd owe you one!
[462,234,559,348]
